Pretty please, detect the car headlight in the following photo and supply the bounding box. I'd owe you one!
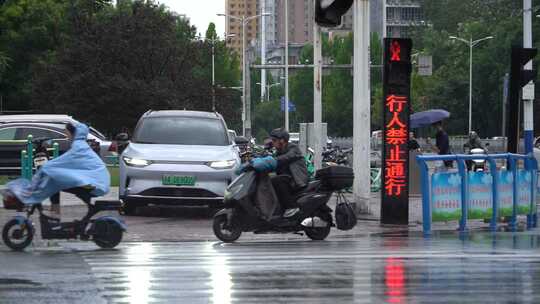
[208,160,236,169]
[123,156,152,167]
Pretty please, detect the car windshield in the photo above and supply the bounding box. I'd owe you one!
[133,117,229,146]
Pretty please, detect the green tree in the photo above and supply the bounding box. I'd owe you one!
[411,1,524,136]
[0,0,71,111]
[31,0,209,134]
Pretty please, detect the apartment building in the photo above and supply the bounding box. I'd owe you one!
[225,0,260,65]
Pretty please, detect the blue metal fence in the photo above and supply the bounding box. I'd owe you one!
[417,153,538,235]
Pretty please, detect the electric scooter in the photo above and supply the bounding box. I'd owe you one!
[2,187,126,251]
[2,138,126,251]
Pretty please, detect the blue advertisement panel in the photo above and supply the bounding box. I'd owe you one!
[517,170,532,215]
[431,172,461,221]
[498,170,514,217]
[467,172,492,219]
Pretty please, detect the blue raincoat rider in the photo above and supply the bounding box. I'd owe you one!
[3,123,110,209]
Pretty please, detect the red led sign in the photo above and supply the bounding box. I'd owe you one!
[390,41,401,62]
[384,95,408,197]
[381,38,412,225]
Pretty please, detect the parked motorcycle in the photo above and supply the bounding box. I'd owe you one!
[212,164,354,242]
[322,146,352,167]
[32,137,53,169]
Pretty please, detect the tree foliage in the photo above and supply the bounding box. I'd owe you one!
[0,0,241,135]
[412,0,529,136]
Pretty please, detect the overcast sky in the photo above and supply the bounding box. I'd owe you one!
[156,1,226,37]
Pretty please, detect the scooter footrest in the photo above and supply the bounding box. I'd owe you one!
[94,200,122,210]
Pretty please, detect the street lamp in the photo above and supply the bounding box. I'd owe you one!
[207,34,235,112]
[449,35,493,134]
[256,82,281,102]
[218,12,271,137]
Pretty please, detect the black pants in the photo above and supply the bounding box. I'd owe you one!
[50,192,60,206]
[271,175,297,210]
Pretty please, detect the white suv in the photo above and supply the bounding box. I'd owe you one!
[119,110,240,215]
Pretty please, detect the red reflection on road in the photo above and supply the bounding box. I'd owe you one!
[385,257,406,303]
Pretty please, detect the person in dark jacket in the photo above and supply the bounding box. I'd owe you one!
[269,128,309,218]
[431,121,452,168]
[465,131,483,149]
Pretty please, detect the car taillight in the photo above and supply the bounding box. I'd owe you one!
[109,142,117,152]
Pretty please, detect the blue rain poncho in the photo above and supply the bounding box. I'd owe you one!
[4,123,110,205]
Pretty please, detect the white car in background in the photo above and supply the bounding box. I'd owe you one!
[0,114,116,161]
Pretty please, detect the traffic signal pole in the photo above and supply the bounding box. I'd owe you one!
[523,0,534,155]
[352,0,371,214]
[313,15,323,170]
[523,0,536,228]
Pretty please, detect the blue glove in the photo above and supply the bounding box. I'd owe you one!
[251,156,277,173]
[235,163,249,175]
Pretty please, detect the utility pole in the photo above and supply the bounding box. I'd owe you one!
[502,73,509,137]
[246,47,252,138]
[313,11,323,169]
[523,0,536,228]
[523,0,535,154]
[285,0,290,131]
[261,0,266,103]
[211,40,216,112]
[353,0,371,214]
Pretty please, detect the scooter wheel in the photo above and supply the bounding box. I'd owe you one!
[2,219,34,251]
[304,213,332,241]
[213,214,241,243]
[93,221,123,249]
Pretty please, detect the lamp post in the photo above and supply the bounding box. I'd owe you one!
[218,13,271,137]
[256,82,281,101]
[449,35,493,134]
[203,34,235,112]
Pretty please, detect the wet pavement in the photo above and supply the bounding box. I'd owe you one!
[2,230,540,303]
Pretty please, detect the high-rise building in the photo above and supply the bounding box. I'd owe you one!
[333,0,423,39]
[275,0,314,45]
[225,0,260,65]
[384,0,424,38]
[259,0,277,49]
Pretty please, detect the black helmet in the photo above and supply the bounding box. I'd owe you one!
[270,128,289,141]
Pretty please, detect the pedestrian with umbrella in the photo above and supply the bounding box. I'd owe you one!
[411,109,452,169]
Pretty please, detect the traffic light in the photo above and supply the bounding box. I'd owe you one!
[506,46,538,153]
[315,0,354,27]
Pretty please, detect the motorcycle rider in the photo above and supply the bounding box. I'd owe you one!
[2,123,110,216]
[269,128,309,218]
[466,131,484,150]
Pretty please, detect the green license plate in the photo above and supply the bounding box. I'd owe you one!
[162,175,196,186]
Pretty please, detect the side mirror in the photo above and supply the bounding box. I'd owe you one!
[116,133,129,141]
[234,136,249,145]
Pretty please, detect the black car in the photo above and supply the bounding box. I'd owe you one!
[0,123,99,175]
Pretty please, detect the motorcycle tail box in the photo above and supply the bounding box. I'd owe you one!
[315,166,354,191]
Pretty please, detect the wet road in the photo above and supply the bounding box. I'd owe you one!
[2,231,540,303]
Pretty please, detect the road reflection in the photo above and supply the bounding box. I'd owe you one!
[385,257,406,304]
[206,243,232,304]
[125,243,153,304]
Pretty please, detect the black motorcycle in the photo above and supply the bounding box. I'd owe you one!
[212,165,354,242]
